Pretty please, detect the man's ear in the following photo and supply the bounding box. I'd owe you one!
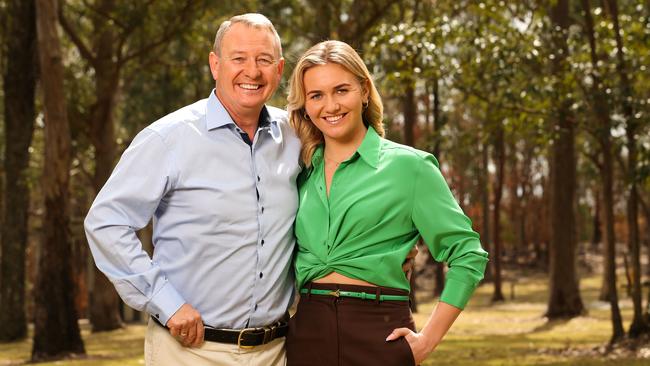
[276,57,285,78]
[208,52,219,81]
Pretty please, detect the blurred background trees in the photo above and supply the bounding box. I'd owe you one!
[0,0,648,361]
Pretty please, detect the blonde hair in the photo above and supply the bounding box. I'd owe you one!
[288,40,384,167]
[214,13,282,58]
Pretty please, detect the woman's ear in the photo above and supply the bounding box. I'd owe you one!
[362,79,370,101]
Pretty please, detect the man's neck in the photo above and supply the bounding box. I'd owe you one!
[215,91,262,140]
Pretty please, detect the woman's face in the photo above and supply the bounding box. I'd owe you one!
[303,63,368,145]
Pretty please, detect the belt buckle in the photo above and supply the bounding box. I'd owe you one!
[327,289,340,297]
[237,328,257,349]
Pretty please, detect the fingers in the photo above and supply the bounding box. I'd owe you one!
[406,246,418,260]
[183,321,197,346]
[385,327,412,341]
[166,303,203,347]
[402,258,415,272]
[169,324,180,337]
[193,318,205,347]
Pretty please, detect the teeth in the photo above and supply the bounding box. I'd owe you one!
[240,84,260,90]
[324,114,343,122]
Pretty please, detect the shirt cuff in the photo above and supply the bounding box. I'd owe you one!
[146,282,185,326]
[440,276,477,310]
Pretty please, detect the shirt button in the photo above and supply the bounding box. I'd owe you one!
[257,176,261,182]
[261,239,265,245]
[261,207,265,213]
[155,314,159,318]
[259,272,263,278]
[255,304,258,310]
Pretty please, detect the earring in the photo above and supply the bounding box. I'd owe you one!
[303,111,310,120]
[362,101,369,110]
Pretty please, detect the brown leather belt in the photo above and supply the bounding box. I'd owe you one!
[152,316,288,348]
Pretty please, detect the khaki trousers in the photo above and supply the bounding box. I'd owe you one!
[145,319,286,366]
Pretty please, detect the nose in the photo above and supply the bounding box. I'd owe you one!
[243,59,261,79]
[324,97,340,113]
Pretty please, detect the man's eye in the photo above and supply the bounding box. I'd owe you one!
[257,58,273,66]
[232,57,245,63]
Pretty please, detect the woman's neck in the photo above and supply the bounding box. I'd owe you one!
[323,128,367,163]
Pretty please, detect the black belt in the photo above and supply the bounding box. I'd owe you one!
[152,316,288,348]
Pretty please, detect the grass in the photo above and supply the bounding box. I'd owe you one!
[1,272,649,365]
[416,273,650,365]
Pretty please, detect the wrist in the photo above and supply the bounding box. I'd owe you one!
[420,330,441,353]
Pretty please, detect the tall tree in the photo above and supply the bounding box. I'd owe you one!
[580,0,624,342]
[32,0,85,359]
[605,0,649,337]
[0,0,37,342]
[545,0,585,320]
[491,123,505,302]
[59,0,206,331]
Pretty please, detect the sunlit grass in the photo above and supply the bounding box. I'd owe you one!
[1,272,648,365]
[417,272,647,365]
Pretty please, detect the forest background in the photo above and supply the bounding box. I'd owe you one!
[1,0,650,364]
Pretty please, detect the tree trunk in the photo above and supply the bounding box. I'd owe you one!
[0,0,37,342]
[88,71,123,331]
[480,139,492,281]
[491,124,505,302]
[639,196,650,318]
[545,0,585,319]
[403,84,416,146]
[430,77,445,297]
[32,0,85,360]
[84,0,123,331]
[581,0,624,341]
[605,0,649,337]
[591,187,602,248]
[402,82,418,311]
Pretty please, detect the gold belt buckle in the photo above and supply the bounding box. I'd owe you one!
[327,289,340,297]
[237,328,257,349]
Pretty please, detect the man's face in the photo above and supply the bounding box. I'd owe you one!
[209,23,284,118]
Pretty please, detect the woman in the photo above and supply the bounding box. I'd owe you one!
[286,40,488,366]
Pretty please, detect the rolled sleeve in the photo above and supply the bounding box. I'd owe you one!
[412,154,489,309]
[84,128,184,320]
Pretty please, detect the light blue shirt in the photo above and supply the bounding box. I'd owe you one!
[84,90,301,328]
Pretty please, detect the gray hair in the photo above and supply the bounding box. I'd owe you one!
[213,13,282,57]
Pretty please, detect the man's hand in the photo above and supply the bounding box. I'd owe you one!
[402,245,419,278]
[166,303,204,347]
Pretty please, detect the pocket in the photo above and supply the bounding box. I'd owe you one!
[398,337,416,366]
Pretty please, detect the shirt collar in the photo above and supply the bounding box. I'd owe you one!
[356,126,380,168]
[205,89,273,131]
[310,126,381,169]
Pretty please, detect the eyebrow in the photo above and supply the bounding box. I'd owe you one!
[229,51,275,58]
[306,83,353,95]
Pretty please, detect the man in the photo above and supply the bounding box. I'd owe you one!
[85,13,299,365]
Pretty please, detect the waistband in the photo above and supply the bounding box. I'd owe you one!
[301,282,410,302]
[152,315,288,348]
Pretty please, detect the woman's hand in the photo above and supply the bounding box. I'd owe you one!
[386,328,435,365]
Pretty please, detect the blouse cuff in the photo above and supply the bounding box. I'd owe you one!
[440,276,477,310]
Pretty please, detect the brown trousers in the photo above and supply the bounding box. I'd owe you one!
[286,283,416,366]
